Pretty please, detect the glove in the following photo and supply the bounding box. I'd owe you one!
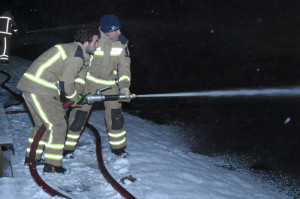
[75,94,86,105]
[120,88,131,101]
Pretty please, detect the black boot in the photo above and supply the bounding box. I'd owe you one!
[111,147,128,157]
[24,157,44,166]
[63,150,74,159]
[43,163,66,173]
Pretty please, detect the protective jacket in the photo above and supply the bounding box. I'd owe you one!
[85,30,131,93]
[0,10,16,61]
[17,42,90,102]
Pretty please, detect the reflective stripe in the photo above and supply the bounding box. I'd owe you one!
[28,138,46,145]
[55,45,67,60]
[67,134,80,139]
[45,143,64,149]
[44,153,63,160]
[0,17,12,34]
[110,138,126,146]
[75,78,85,84]
[0,31,12,35]
[31,94,54,144]
[26,148,43,154]
[86,72,116,85]
[110,48,123,56]
[108,131,126,138]
[24,73,57,90]
[65,141,77,146]
[66,90,77,99]
[0,37,7,57]
[22,45,68,90]
[93,47,123,56]
[119,75,130,82]
[94,47,104,56]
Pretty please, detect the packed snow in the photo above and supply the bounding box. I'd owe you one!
[0,57,291,198]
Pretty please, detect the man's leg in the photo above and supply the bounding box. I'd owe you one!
[64,103,92,154]
[104,100,127,155]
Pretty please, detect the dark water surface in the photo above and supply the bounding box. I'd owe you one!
[123,97,300,197]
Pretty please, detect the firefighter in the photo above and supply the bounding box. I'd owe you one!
[17,24,99,173]
[64,15,131,157]
[0,9,16,64]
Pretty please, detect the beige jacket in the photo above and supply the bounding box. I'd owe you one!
[85,30,131,94]
[17,42,90,102]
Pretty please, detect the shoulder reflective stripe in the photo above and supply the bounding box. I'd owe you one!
[36,52,61,77]
[110,48,123,56]
[86,72,116,85]
[75,78,85,84]
[0,17,11,20]
[94,47,104,56]
[24,73,57,90]
[119,75,130,82]
[44,153,63,160]
[108,131,126,138]
[66,90,77,99]
[55,45,67,60]
[109,138,126,146]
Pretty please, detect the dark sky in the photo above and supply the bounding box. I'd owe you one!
[3,0,300,93]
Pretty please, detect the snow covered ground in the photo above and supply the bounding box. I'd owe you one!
[0,57,292,198]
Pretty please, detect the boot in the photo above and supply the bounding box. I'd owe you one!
[43,163,66,173]
[24,157,44,166]
[111,147,128,157]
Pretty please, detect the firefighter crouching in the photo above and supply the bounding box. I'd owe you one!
[16,24,99,173]
[65,14,131,157]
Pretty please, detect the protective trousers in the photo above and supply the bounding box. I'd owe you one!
[0,34,11,61]
[23,93,67,167]
[65,94,127,151]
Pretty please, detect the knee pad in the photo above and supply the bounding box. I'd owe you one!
[111,108,124,130]
[69,110,88,131]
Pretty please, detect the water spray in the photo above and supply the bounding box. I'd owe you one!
[85,86,300,104]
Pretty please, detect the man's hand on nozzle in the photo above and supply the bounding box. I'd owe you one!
[119,88,131,102]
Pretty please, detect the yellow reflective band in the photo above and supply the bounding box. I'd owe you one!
[45,143,64,149]
[75,78,85,84]
[66,90,77,99]
[94,47,104,56]
[89,56,94,66]
[28,138,46,145]
[55,45,67,60]
[109,138,126,146]
[24,73,57,90]
[110,48,123,56]
[86,72,116,85]
[0,31,12,35]
[26,148,43,154]
[113,70,117,75]
[36,53,60,77]
[108,131,126,138]
[119,75,131,82]
[67,134,80,139]
[31,94,54,145]
[44,153,63,160]
[65,141,77,146]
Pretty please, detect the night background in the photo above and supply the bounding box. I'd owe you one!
[1,0,300,196]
